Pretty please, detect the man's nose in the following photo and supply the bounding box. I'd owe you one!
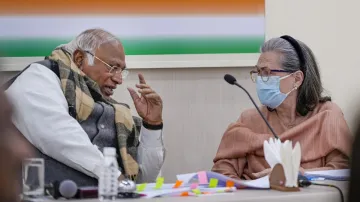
[112,73,122,85]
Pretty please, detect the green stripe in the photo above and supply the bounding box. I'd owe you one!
[0,36,263,57]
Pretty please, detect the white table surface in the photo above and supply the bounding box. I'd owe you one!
[33,181,348,202]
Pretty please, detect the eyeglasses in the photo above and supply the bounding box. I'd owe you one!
[85,51,129,79]
[250,67,294,83]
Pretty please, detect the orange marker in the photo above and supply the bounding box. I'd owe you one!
[180,192,189,197]
[173,180,183,188]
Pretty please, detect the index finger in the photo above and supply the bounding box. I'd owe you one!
[138,73,147,84]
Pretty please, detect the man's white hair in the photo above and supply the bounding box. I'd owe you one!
[59,28,120,65]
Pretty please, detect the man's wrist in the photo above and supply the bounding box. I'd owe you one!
[142,120,163,130]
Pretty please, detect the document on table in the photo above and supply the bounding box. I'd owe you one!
[304,169,349,181]
[176,171,270,189]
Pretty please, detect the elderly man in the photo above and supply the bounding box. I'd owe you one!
[5,29,165,186]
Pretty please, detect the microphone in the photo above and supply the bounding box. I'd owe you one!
[298,175,311,187]
[59,180,78,198]
[45,180,78,199]
[224,74,279,139]
[45,179,141,199]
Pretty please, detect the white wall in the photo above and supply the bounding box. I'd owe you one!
[112,67,257,182]
[125,0,359,181]
[3,0,359,182]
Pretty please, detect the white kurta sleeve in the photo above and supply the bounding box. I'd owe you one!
[137,125,165,183]
[5,63,119,179]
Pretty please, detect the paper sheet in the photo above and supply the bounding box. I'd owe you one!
[140,187,190,198]
[176,173,197,184]
[177,171,270,189]
[304,169,349,181]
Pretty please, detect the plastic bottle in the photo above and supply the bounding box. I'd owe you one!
[98,147,118,201]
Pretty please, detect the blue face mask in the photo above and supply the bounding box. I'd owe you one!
[256,74,296,109]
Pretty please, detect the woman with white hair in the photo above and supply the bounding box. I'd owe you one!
[212,35,352,180]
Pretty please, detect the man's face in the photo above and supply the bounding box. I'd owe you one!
[78,42,126,98]
[0,91,33,202]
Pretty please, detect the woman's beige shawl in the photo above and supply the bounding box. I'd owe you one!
[212,102,352,180]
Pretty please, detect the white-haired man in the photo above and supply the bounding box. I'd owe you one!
[5,29,165,186]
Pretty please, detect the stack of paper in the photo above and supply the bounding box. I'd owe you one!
[304,169,349,181]
[136,168,350,198]
[176,171,270,189]
[137,183,190,198]
[136,181,237,198]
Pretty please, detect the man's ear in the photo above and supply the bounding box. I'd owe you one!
[294,70,304,88]
[73,50,85,68]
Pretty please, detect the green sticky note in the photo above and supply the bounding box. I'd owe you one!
[136,183,147,192]
[209,178,218,188]
[155,177,164,189]
[192,189,201,195]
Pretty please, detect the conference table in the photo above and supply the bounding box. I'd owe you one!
[39,180,347,202]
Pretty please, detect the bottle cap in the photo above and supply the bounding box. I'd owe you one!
[103,147,116,156]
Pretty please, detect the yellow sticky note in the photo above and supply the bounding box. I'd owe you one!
[155,177,164,189]
[192,189,201,195]
[136,183,147,192]
[209,178,218,188]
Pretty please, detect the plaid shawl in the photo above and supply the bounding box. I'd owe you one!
[48,48,140,180]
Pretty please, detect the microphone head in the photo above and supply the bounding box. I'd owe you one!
[224,74,237,85]
[59,180,78,199]
[118,179,136,193]
[298,175,311,187]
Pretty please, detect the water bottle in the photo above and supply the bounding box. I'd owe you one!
[98,147,119,201]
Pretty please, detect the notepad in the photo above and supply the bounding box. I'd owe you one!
[304,169,349,181]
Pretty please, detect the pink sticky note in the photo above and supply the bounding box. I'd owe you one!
[190,183,198,189]
[197,171,208,184]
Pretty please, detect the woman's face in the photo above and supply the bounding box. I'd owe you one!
[256,51,298,94]
[0,91,33,202]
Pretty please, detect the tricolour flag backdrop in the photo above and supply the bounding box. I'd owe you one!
[0,0,264,57]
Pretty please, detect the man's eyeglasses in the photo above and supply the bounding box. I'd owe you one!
[250,67,294,82]
[85,51,129,79]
